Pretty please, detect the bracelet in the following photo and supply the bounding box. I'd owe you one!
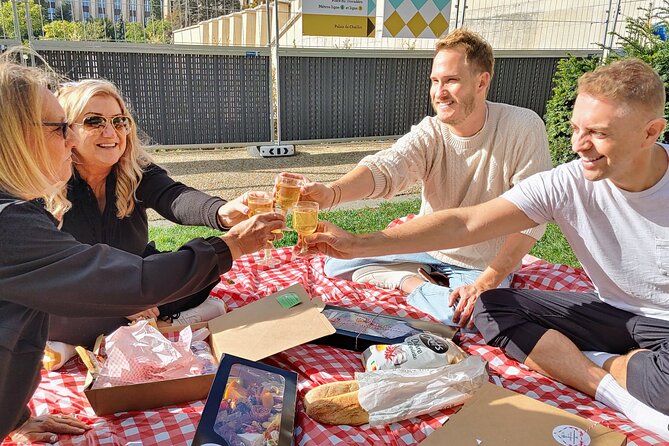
[328,184,342,211]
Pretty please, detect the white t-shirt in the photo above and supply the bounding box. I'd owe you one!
[503,144,669,321]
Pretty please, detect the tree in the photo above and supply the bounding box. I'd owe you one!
[146,18,171,43]
[125,21,145,42]
[43,19,75,39]
[0,0,43,40]
[114,16,126,41]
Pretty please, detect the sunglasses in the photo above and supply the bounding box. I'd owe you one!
[42,121,70,139]
[79,115,132,133]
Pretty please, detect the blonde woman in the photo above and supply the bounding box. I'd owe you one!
[44,80,251,366]
[0,55,283,443]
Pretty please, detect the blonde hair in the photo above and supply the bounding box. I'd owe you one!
[57,79,153,218]
[435,28,494,78]
[578,58,665,117]
[0,50,71,221]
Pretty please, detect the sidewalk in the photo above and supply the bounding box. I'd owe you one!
[148,140,420,225]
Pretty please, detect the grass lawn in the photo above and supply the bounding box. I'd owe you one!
[149,198,580,268]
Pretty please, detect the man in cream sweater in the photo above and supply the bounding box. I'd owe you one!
[295,29,551,327]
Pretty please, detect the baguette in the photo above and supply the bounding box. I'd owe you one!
[304,380,369,426]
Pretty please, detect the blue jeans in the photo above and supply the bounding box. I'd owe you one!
[324,253,512,326]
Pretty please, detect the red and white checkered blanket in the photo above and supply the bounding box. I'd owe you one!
[2,220,663,445]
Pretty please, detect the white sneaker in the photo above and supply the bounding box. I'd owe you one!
[352,263,431,290]
[171,296,227,326]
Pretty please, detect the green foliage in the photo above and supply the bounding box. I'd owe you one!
[0,0,43,39]
[544,56,599,166]
[545,1,669,166]
[125,22,145,42]
[148,198,580,268]
[145,18,171,43]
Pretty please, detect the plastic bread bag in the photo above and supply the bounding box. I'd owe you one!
[356,355,488,427]
[362,332,467,371]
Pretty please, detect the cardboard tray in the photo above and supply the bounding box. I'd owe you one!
[313,304,459,352]
[83,284,334,416]
[419,382,628,446]
[192,354,297,446]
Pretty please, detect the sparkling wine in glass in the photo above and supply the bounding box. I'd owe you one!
[247,191,279,267]
[292,201,319,255]
[275,174,302,215]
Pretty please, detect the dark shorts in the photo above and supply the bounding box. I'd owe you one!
[473,288,669,413]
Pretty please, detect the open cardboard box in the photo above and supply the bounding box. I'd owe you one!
[83,283,335,416]
[419,382,627,446]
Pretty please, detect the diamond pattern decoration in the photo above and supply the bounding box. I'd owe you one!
[384,10,406,37]
[383,0,452,38]
[407,12,428,36]
[429,12,449,38]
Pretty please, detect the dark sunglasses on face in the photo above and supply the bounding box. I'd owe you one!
[81,115,132,132]
[42,121,70,139]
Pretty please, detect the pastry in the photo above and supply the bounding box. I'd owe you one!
[304,380,369,426]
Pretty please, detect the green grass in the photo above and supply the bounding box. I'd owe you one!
[149,198,580,267]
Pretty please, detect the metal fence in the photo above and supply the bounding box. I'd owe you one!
[278,48,567,142]
[0,0,664,50]
[32,41,272,146]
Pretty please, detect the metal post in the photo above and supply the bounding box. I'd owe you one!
[601,0,614,62]
[266,0,274,142]
[608,0,622,49]
[454,1,459,29]
[274,0,282,144]
[24,0,35,65]
[11,0,21,41]
[461,0,467,26]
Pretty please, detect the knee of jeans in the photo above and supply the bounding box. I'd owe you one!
[323,257,352,279]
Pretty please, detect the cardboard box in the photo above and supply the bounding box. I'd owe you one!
[420,382,627,446]
[83,283,335,415]
[192,354,297,446]
[313,305,458,352]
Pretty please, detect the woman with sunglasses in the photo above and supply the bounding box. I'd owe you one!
[40,78,261,369]
[0,56,283,443]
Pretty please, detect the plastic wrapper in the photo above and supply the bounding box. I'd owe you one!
[362,332,466,371]
[356,355,488,427]
[92,320,211,388]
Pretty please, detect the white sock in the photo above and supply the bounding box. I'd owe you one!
[582,351,618,368]
[595,374,669,440]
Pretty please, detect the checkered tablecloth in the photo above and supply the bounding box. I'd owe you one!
[3,219,664,445]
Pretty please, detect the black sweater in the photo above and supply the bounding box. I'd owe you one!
[0,193,232,438]
[62,163,227,255]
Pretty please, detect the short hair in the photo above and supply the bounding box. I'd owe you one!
[578,58,665,117]
[0,50,70,220]
[57,79,153,219]
[435,28,494,78]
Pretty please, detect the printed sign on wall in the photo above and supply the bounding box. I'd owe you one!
[303,0,377,37]
[383,0,451,38]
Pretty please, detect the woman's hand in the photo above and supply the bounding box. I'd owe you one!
[126,307,160,321]
[10,414,90,444]
[217,194,251,228]
[222,212,285,259]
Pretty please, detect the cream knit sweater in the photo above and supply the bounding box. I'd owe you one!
[359,101,552,271]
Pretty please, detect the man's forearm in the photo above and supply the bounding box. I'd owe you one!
[330,165,376,204]
[352,198,537,258]
[474,232,537,290]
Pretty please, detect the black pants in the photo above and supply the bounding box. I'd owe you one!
[473,288,669,414]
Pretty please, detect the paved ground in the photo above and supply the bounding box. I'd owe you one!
[148,139,421,224]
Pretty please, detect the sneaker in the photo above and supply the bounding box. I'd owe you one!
[43,340,77,371]
[352,263,432,290]
[171,296,228,326]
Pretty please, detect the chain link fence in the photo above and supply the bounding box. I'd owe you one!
[0,0,665,50]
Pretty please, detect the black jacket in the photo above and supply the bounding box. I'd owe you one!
[0,193,232,437]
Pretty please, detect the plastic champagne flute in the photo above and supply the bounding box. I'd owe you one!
[292,201,319,255]
[274,174,303,230]
[247,191,279,267]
